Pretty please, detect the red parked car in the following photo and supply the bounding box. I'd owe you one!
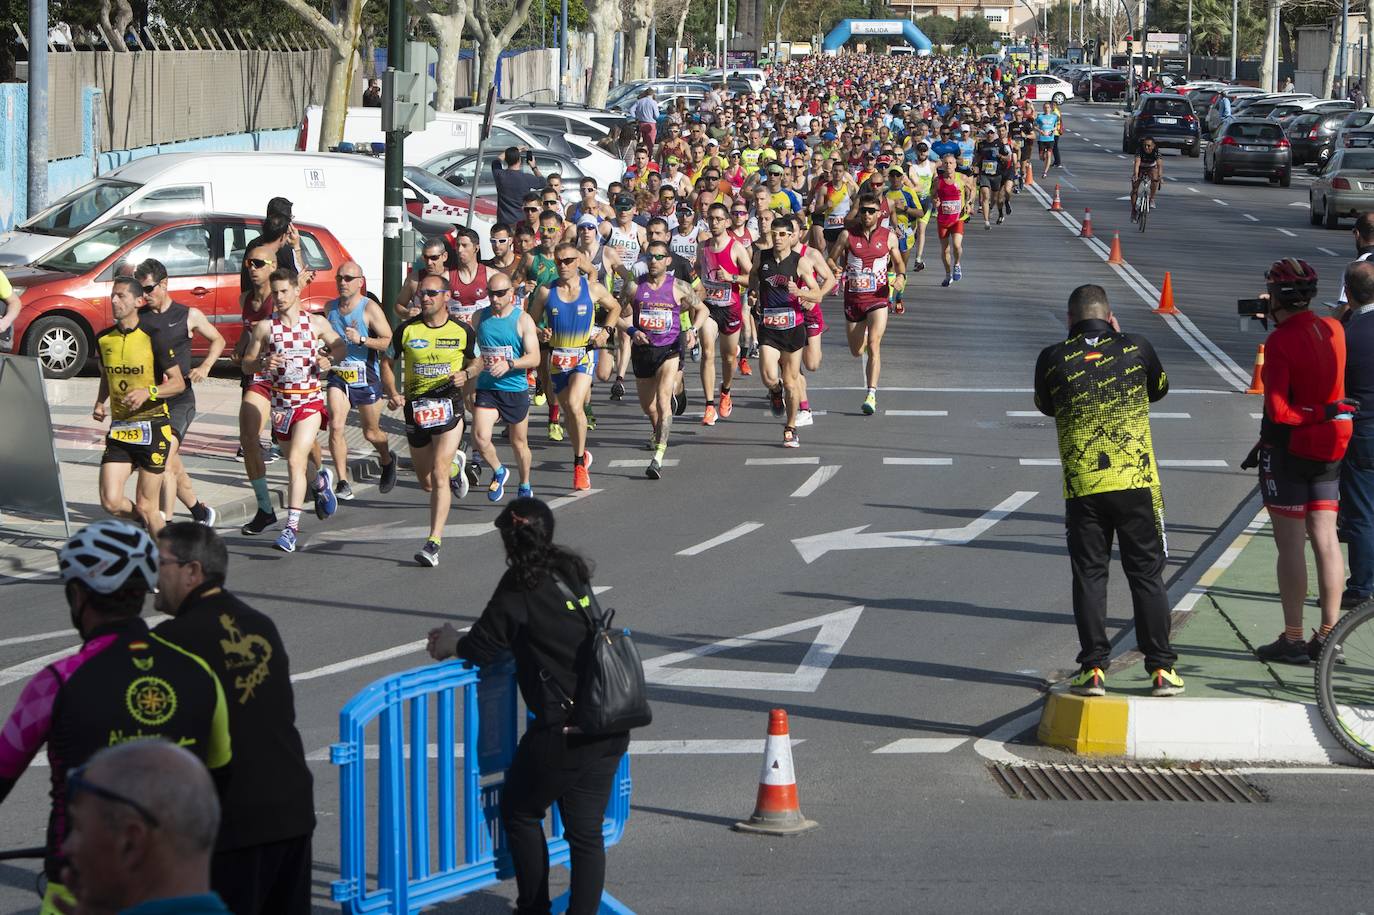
[3,213,350,378]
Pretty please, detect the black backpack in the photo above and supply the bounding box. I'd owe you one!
[542,574,653,735]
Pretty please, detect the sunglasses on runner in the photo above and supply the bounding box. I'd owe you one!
[488,287,513,297]
[336,274,361,283]
[424,253,445,261]
[419,289,445,298]
[648,253,669,261]
[67,765,160,828]
[524,206,540,213]
[140,283,158,294]
[556,256,579,266]
[860,206,879,214]
[246,258,275,269]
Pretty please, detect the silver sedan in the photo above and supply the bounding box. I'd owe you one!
[1309,147,1374,229]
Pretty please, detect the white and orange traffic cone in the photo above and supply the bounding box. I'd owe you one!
[733,709,818,837]
[1153,272,1178,315]
[1050,184,1064,211]
[1246,344,1266,395]
[1079,208,1094,238]
[1107,232,1124,265]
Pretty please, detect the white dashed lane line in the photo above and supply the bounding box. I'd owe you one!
[1187,186,1200,193]
[883,457,955,466]
[1275,227,1298,237]
[676,522,765,556]
[1212,198,1229,206]
[1243,214,1258,222]
[1319,247,1340,256]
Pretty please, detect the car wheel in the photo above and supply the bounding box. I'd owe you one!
[1310,199,1322,225]
[1279,169,1291,188]
[1203,158,1213,181]
[1186,143,1200,158]
[1094,91,1107,102]
[1052,93,1066,105]
[1326,197,1341,229]
[24,315,90,379]
[1212,165,1224,184]
[1318,147,1331,164]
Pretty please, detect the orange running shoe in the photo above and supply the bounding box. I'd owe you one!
[573,463,590,491]
[702,404,718,426]
[738,356,752,376]
[718,391,734,418]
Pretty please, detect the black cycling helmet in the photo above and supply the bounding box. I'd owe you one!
[1266,257,1319,307]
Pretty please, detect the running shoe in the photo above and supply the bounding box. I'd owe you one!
[548,421,565,442]
[379,457,398,494]
[672,388,688,416]
[265,444,282,464]
[517,483,534,499]
[861,392,876,416]
[941,276,952,288]
[952,265,962,282]
[768,386,785,417]
[748,341,760,358]
[488,465,509,502]
[1255,634,1309,665]
[415,539,440,568]
[783,426,799,448]
[466,453,482,486]
[1341,589,1371,610]
[702,404,718,426]
[610,378,626,401]
[719,392,734,418]
[235,445,245,462]
[585,405,597,431]
[1308,630,1346,664]
[996,214,1004,225]
[1069,667,1106,697]
[335,479,355,501]
[242,509,278,536]
[449,451,469,500]
[275,527,298,554]
[646,447,666,480]
[533,390,547,407]
[573,451,592,492]
[795,409,814,427]
[1005,200,1012,214]
[984,222,991,231]
[314,468,337,520]
[1149,668,1185,697]
[914,259,925,272]
[190,502,217,528]
[738,356,753,376]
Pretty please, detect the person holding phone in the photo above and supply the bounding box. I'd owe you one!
[493,147,545,228]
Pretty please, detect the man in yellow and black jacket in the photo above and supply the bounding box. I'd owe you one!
[1033,283,1183,699]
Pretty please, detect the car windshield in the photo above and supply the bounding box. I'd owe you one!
[1289,114,1320,130]
[34,219,150,273]
[20,179,140,237]
[1342,151,1374,171]
[404,166,461,198]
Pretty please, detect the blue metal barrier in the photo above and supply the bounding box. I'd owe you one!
[330,658,634,914]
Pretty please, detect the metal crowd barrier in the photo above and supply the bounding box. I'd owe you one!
[330,658,633,914]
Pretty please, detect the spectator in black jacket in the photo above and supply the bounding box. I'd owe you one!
[493,146,544,228]
[153,522,315,915]
[427,498,628,915]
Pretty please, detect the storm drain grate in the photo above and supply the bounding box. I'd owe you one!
[989,762,1267,802]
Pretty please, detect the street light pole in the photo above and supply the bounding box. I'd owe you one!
[1230,0,1238,80]
[27,0,48,215]
[558,0,568,102]
[1186,0,1192,75]
[1339,0,1350,98]
[776,0,790,64]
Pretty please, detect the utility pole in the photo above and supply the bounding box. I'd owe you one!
[383,0,408,317]
[1186,0,1192,75]
[559,0,568,102]
[27,0,48,216]
[1339,0,1350,98]
[1230,0,1238,80]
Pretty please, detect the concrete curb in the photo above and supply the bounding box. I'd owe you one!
[1038,688,1359,765]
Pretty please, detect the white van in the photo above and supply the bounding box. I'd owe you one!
[296,106,626,188]
[0,152,394,281]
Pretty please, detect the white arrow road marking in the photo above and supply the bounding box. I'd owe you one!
[1116,195,1131,200]
[677,522,764,556]
[791,491,1037,564]
[1187,186,1200,193]
[642,605,863,692]
[790,465,840,498]
[309,490,601,543]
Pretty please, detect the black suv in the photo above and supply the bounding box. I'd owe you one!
[1123,94,1201,156]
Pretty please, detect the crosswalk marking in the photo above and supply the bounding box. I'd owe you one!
[746,456,820,466]
[883,457,954,465]
[872,738,968,754]
[884,410,948,417]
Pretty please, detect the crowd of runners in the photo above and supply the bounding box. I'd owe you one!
[88,52,1065,566]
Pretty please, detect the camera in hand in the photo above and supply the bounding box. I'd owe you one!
[1237,298,1269,331]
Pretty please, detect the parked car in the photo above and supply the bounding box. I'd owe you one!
[1078,70,1129,102]
[605,79,712,108]
[1287,111,1348,166]
[0,152,393,282]
[458,102,630,142]
[1018,73,1073,104]
[422,148,610,216]
[1203,117,1292,186]
[1122,93,1201,156]
[402,166,498,253]
[702,67,767,94]
[1234,93,1316,120]
[1339,109,1374,148]
[1309,148,1374,228]
[3,214,346,377]
[1203,86,1266,136]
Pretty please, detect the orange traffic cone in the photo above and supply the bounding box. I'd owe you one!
[1080,208,1094,238]
[1024,165,1036,187]
[1107,232,1124,265]
[1154,272,1178,314]
[1246,344,1266,395]
[1050,184,1064,211]
[733,709,818,836]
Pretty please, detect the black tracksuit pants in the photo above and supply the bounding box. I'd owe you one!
[501,725,629,915]
[1065,487,1177,672]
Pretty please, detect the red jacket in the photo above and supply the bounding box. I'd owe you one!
[1262,309,1352,461]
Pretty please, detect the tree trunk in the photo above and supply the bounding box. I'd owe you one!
[281,0,367,150]
[585,0,621,106]
[1326,23,1342,98]
[1364,9,1374,103]
[1279,18,1293,77]
[674,0,690,75]
[472,0,536,99]
[419,0,470,112]
[1259,0,1279,91]
[626,0,654,81]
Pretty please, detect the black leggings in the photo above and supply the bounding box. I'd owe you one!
[501,726,630,915]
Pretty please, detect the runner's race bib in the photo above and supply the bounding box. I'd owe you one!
[940,198,962,215]
[412,398,454,429]
[271,409,293,436]
[279,347,312,384]
[762,307,798,330]
[482,345,515,371]
[450,300,484,324]
[551,346,586,373]
[847,268,878,293]
[824,213,845,228]
[334,362,367,387]
[108,421,151,445]
[704,278,732,306]
[981,160,998,175]
[639,307,674,333]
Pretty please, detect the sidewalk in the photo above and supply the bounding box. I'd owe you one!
[0,376,404,582]
[1038,512,1362,765]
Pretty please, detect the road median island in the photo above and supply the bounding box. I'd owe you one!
[1038,514,1363,766]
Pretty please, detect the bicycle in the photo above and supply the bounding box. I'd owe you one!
[1133,177,1151,233]
[1316,600,1374,766]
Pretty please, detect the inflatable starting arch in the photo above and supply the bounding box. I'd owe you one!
[821,19,933,54]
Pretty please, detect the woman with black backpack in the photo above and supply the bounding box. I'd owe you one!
[426,497,640,915]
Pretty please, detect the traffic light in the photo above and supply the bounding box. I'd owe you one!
[382,41,438,133]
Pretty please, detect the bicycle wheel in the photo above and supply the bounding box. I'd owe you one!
[1315,600,1374,766]
[1136,187,1149,233]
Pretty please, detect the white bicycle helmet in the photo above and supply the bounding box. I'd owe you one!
[58,520,158,594]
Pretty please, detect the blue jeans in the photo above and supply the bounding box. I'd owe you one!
[1341,429,1374,595]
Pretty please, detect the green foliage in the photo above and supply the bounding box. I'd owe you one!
[916,14,956,45]
[1143,0,1267,57]
[950,14,996,52]
[512,0,589,49]
[151,0,321,37]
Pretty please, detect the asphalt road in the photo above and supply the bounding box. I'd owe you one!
[3,101,1373,913]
